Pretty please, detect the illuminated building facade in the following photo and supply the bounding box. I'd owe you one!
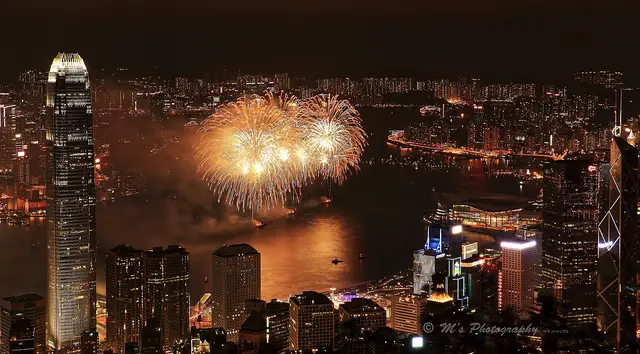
[444,257,468,308]
[264,300,289,351]
[144,245,190,350]
[541,160,598,329]
[0,294,46,354]
[106,245,144,353]
[0,104,17,180]
[597,137,638,351]
[45,53,96,351]
[390,296,427,335]
[461,242,478,260]
[211,244,261,342]
[413,249,437,295]
[499,240,536,315]
[451,204,522,230]
[289,291,335,352]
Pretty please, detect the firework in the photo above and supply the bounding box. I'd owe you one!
[197,92,366,212]
[300,95,367,184]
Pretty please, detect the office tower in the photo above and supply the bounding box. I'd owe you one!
[390,296,427,335]
[106,245,144,353]
[9,319,35,354]
[338,298,386,353]
[0,104,17,181]
[541,160,598,329]
[444,256,468,308]
[124,342,140,354]
[144,246,190,350]
[45,53,96,351]
[211,244,261,342]
[79,331,98,354]
[598,137,639,351]
[0,294,46,354]
[140,319,163,353]
[289,291,335,352]
[499,239,536,315]
[413,249,437,295]
[264,299,289,351]
[461,256,483,308]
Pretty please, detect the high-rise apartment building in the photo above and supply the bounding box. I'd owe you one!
[144,245,190,350]
[0,294,46,354]
[211,244,261,342]
[499,240,536,315]
[106,245,144,353]
[541,160,598,329]
[46,53,96,351]
[289,291,335,352]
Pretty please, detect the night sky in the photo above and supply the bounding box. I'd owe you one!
[2,1,639,82]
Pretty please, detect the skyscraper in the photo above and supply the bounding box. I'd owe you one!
[338,298,386,353]
[140,319,163,354]
[541,160,598,329]
[390,296,427,335]
[9,319,35,354]
[0,104,17,181]
[144,245,190,350]
[598,137,639,351]
[499,240,536,315]
[106,245,144,353]
[46,53,96,351]
[211,244,261,342]
[0,294,46,354]
[289,291,335,352]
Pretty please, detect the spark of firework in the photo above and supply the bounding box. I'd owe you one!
[300,95,367,184]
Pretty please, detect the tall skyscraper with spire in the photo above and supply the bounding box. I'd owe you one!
[46,53,96,352]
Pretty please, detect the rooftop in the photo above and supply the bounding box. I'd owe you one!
[434,192,529,212]
[240,310,267,332]
[290,291,333,306]
[213,244,259,258]
[2,293,44,303]
[145,245,188,255]
[110,244,142,254]
[340,298,384,314]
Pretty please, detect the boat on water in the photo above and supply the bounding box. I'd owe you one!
[255,221,266,229]
[332,257,343,264]
[359,253,366,260]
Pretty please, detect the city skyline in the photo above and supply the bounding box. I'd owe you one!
[0,6,640,348]
[0,2,639,83]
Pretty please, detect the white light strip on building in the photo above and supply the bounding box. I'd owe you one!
[500,240,536,250]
